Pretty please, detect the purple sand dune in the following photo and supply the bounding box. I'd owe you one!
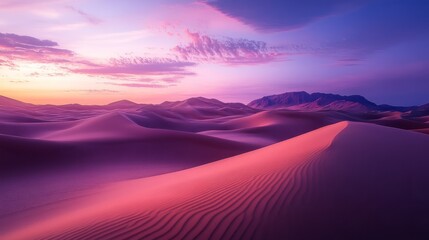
[1,94,429,239]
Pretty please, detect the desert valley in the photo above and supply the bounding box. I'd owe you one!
[1,91,429,239]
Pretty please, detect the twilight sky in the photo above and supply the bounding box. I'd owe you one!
[0,0,428,105]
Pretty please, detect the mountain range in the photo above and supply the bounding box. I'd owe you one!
[1,91,426,113]
[248,91,419,112]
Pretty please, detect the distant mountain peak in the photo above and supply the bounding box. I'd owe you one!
[184,97,223,105]
[248,91,377,111]
[107,100,139,107]
[160,97,225,108]
[107,99,138,106]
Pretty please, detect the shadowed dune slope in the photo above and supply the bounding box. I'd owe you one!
[3,121,429,240]
[0,112,256,176]
[199,110,341,146]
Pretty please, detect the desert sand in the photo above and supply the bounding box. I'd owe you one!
[1,95,429,239]
[2,121,429,240]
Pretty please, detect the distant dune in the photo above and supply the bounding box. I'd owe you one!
[199,110,340,146]
[2,122,429,239]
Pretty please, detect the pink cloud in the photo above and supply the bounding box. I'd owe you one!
[0,32,197,81]
[0,32,74,64]
[173,30,282,65]
[0,32,58,47]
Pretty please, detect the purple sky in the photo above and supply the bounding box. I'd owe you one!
[0,0,428,105]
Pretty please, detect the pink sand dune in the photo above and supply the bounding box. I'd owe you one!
[3,121,429,240]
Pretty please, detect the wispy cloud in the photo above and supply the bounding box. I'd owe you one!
[9,80,30,83]
[65,89,119,94]
[28,72,40,77]
[334,58,362,66]
[101,75,183,88]
[85,31,151,44]
[0,58,16,67]
[173,30,281,65]
[104,82,169,88]
[47,72,68,77]
[66,6,102,25]
[47,23,88,32]
[72,56,196,77]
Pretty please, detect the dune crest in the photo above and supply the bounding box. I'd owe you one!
[41,111,139,141]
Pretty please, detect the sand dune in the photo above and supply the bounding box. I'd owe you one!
[1,95,429,239]
[0,112,257,219]
[40,111,146,141]
[3,121,428,240]
[126,110,230,133]
[0,120,74,138]
[0,109,275,178]
[1,95,428,135]
[0,111,256,179]
[199,110,341,146]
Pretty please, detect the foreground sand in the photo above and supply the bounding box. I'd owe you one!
[3,121,429,240]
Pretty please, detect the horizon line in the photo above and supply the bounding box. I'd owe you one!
[0,91,424,108]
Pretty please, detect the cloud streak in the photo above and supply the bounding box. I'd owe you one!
[0,32,74,64]
[67,6,102,25]
[173,30,281,64]
[101,75,183,88]
[104,82,168,88]
[0,58,16,67]
[65,89,119,93]
[72,56,196,77]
